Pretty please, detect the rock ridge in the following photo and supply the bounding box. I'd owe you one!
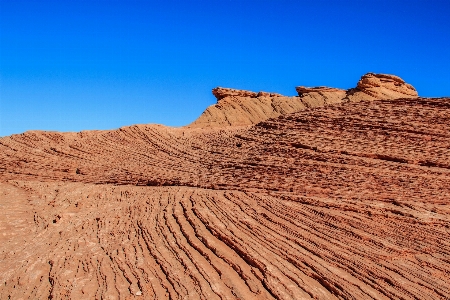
[212,87,283,100]
[295,86,344,95]
[346,72,418,100]
[189,73,418,128]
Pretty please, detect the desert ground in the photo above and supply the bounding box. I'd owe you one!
[1,73,449,299]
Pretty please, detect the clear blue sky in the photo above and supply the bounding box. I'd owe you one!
[1,0,449,136]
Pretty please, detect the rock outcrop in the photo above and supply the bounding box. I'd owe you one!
[190,87,305,127]
[189,73,418,128]
[189,87,338,128]
[295,86,347,108]
[345,73,418,101]
[212,87,283,100]
[212,87,258,100]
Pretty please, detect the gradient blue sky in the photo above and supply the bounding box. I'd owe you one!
[1,0,449,136]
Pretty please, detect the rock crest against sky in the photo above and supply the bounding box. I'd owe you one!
[190,73,418,127]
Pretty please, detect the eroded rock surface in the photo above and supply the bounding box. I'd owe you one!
[190,73,418,128]
[212,87,258,100]
[1,95,449,299]
[346,73,418,101]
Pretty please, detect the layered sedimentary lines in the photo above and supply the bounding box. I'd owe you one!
[3,181,449,299]
[189,73,418,128]
[0,124,211,186]
[1,97,450,299]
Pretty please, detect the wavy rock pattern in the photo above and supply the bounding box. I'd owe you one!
[1,97,449,299]
[346,73,418,101]
[189,73,417,128]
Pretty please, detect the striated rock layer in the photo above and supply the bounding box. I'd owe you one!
[190,73,418,127]
[1,94,450,299]
[346,73,418,101]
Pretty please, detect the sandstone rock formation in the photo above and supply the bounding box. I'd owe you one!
[212,87,284,100]
[345,73,418,101]
[1,75,449,299]
[295,86,347,108]
[189,73,418,127]
[190,88,301,128]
